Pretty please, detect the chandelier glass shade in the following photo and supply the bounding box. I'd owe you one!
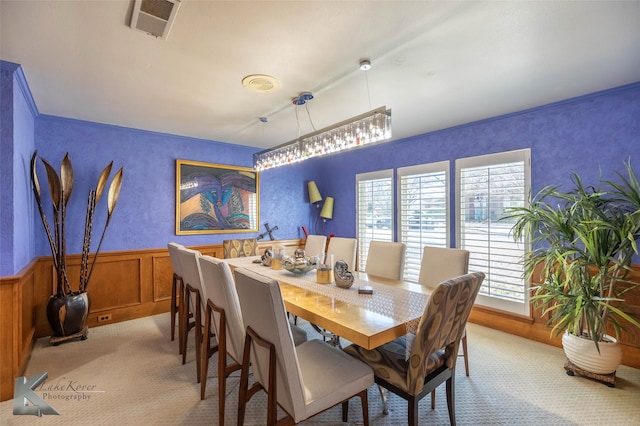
[253,107,391,171]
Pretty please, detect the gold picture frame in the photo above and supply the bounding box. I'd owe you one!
[176,159,259,235]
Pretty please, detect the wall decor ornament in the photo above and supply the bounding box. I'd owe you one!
[176,160,259,234]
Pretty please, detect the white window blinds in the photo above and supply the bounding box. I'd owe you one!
[356,169,394,271]
[456,149,530,315]
[398,161,449,282]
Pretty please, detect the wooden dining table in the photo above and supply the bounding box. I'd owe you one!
[223,256,430,350]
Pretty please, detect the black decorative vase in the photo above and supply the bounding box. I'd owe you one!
[46,292,90,345]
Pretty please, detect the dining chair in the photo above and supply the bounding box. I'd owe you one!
[175,246,209,382]
[364,240,406,280]
[304,234,327,261]
[344,272,484,426]
[197,257,308,413]
[234,267,374,426]
[223,238,259,258]
[167,242,184,345]
[326,236,357,270]
[418,246,471,380]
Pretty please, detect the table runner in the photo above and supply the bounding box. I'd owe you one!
[226,257,428,327]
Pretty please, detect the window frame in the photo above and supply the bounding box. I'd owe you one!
[455,149,531,316]
[355,169,394,271]
[397,161,450,282]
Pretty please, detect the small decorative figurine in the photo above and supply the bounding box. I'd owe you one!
[334,260,355,289]
[261,248,273,266]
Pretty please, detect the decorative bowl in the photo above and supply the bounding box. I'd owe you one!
[282,255,318,275]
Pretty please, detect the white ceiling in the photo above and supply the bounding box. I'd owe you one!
[2,1,640,150]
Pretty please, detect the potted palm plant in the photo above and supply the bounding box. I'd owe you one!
[505,161,640,377]
[31,151,123,345]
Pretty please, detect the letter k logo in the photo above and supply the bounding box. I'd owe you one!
[13,373,59,416]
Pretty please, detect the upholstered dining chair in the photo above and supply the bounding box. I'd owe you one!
[344,272,484,426]
[326,237,357,270]
[223,238,259,258]
[234,267,374,426]
[418,246,471,380]
[303,234,327,261]
[167,242,184,345]
[364,240,406,280]
[197,256,308,418]
[175,246,209,382]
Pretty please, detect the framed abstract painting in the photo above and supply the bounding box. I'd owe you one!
[176,160,259,234]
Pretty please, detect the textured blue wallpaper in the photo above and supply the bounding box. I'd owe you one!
[32,116,311,256]
[0,62,37,276]
[318,83,640,250]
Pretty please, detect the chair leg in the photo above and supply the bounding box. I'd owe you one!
[360,388,369,426]
[342,400,349,423]
[180,285,191,363]
[170,273,178,341]
[200,314,210,399]
[377,384,388,415]
[461,330,469,376]
[200,304,219,401]
[446,373,456,426]
[237,334,252,426]
[408,396,419,426]
[342,389,369,426]
[178,281,185,354]
[431,390,436,409]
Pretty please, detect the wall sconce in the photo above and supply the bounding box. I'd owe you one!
[308,180,322,234]
[308,181,322,205]
[319,196,334,234]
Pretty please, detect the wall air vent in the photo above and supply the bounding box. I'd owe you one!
[130,0,181,40]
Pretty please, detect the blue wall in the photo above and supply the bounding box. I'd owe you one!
[318,83,640,241]
[1,57,639,276]
[0,62,37,276]
[33,116,310,257]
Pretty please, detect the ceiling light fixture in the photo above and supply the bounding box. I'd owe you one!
[253,60,391,171]
[253,107,391,171]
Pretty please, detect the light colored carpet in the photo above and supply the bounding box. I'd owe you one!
[1,313,639,425]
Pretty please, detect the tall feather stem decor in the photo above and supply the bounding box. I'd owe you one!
[30,151,123,297]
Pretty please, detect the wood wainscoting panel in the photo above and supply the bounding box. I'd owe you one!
[0,262,37,402]
[87,258,143,311]
[153,254,173,302]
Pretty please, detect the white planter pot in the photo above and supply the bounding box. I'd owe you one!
[562,332,622,374]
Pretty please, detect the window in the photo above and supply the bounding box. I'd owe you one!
[356,169,394,271]
[456,149,530,315]
[398,161,449,282]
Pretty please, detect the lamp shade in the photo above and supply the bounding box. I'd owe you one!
[320,196,334,220]
[308,181,322,204]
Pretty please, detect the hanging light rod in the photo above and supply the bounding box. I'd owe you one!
[253,106,392,171]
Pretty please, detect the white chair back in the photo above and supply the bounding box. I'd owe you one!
[304,234,327,261]
[418,246,470,288]
[198,255,245,362]
[167,242,185,278]
[326,237,357,270]
[175,246,206,313]
[234,268,304,418]
[365,241,406,280]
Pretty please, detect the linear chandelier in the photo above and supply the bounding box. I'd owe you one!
[253,106,392,171]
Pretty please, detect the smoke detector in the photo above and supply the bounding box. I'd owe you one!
[130,0,181,40]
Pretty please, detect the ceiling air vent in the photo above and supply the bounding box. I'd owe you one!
[130,0,181,40]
